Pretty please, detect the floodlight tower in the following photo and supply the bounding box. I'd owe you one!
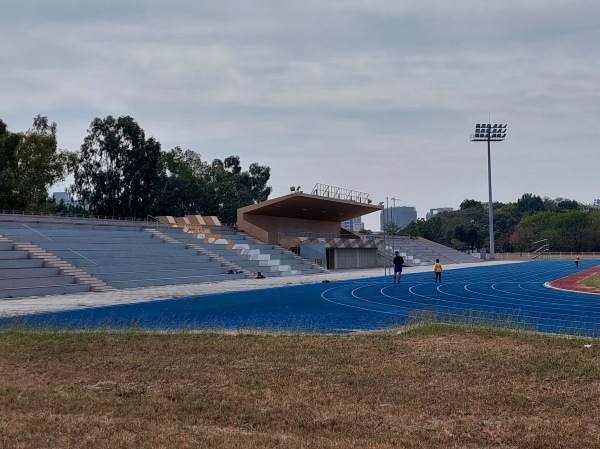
[470,122,507,260]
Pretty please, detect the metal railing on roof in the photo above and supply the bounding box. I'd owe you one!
[310,183,373,204]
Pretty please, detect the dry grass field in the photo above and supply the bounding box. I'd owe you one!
[2,323,600,448]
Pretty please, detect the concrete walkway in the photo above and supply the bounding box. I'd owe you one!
[0,261,525,317]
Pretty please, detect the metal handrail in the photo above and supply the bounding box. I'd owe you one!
[22,224,53,241]
[1,209,153,223]
[146,214,163,230]
[67,248,99,272]
[297,243,326,268]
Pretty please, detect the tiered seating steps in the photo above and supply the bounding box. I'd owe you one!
[0,220,245,290]
[385,236,480,266]
[0,237,93,298]
[159,224,327,278]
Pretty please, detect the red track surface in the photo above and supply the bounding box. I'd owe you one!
[548,265,600,294]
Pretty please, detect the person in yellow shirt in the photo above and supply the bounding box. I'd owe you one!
[434,259,443,283]
[575,255,579,268]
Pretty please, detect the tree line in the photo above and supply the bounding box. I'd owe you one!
[0,115,272,224]
[3,116,597,252]
[399,194,600,253]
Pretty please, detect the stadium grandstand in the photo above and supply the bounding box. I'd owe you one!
[0,183,479,298]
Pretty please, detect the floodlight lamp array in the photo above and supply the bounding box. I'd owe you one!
[471,123,507,141]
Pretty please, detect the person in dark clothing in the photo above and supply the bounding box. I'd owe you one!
[393,251,404,284]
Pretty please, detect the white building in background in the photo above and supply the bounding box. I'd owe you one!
[342,216,364,233]
[52,191,75,205]
[380,206,417,231]
[593,199,600,209]
[426,207,454,220]
[52,191,88,210]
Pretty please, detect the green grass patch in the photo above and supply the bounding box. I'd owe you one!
[585,273,600,288]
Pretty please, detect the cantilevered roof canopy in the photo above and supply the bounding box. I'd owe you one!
[238,192,382,223]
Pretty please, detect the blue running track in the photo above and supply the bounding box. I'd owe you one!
[2,260,599,335]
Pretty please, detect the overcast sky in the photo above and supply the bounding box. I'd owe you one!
[2,1,599,230]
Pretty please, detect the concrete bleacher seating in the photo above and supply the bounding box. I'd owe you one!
[386,236,479,266]
[157,215,177,226]
[413,238,481,264]
[157,224,327,278]
[158,215,221,228]
[0,236,92,298]
[0,216,245,292]
[0,213,328,298]
[0,212,482,299]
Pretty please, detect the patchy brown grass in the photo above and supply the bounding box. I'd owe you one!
[1,324,600,448]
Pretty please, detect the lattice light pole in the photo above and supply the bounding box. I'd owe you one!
[470,123,507,260]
